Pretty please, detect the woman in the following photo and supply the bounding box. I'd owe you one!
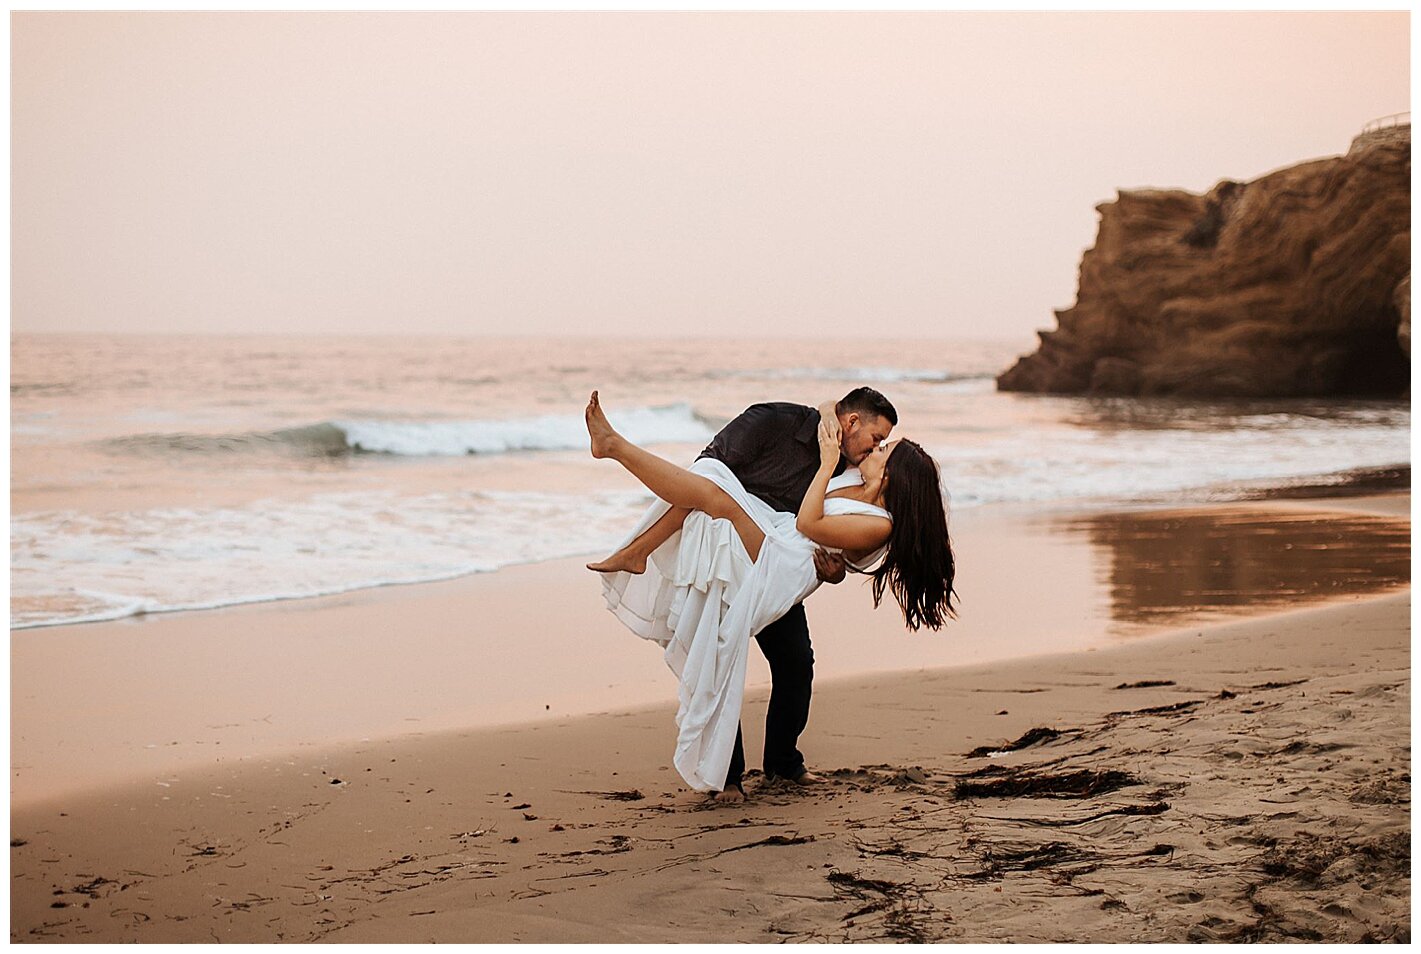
[585,391,956,795]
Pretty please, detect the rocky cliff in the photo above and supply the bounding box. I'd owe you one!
[997,131,1411,397]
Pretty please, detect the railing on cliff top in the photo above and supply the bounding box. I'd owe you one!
[1361,111,1410,133]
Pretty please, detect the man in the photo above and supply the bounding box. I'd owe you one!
[697,386,897,802]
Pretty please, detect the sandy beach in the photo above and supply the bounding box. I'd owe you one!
[10,491,1410,942]
[11,10,1411,946]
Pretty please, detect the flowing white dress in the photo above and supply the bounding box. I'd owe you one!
[599,459,890,792]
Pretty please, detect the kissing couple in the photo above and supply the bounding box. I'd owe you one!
[586,387,957,803]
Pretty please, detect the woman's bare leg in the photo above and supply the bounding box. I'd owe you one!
[589,392,753,801]
[586,391,764,562]
[587,506,691,574]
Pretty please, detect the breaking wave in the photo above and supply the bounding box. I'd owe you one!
[99,403,717,459]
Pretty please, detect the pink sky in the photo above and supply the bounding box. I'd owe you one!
[11,11,1410,341]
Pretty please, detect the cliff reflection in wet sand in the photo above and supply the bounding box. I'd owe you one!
[1057,507,1411,634]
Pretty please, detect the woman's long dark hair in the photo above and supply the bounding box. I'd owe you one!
[871,439,958,631]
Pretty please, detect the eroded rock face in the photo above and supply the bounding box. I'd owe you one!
[1395,273,1409,359]
[998,133,1411,397]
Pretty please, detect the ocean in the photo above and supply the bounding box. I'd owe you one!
[10,333,1411,630]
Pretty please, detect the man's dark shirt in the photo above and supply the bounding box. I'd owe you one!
[698,402,847,514]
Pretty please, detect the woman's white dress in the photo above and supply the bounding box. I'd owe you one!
[599,459,890,792]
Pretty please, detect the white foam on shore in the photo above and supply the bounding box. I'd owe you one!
[11,489,653,630]
[14,458,1408,632]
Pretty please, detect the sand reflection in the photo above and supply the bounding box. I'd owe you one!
[1057,506,1411,633]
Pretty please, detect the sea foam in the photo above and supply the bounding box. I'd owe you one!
[11,488,655,629]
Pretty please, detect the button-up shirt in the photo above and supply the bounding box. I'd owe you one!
[697,402,848,514]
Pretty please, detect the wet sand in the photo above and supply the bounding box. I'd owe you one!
[1053,502,1410,632]
[9,492,1411,941]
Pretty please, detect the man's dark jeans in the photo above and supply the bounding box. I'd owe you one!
[724,602,813,789]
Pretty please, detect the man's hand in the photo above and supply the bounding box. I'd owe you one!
[813,548,847,585]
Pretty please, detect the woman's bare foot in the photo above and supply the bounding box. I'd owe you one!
[713,785,745,804]
[585,390,620,459]
[586,548,647,575]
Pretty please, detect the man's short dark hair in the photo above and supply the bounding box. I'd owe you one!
[836,387,898,426]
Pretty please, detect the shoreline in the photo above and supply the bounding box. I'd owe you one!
[11,462,1409,634]
[10,489,1410,809]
